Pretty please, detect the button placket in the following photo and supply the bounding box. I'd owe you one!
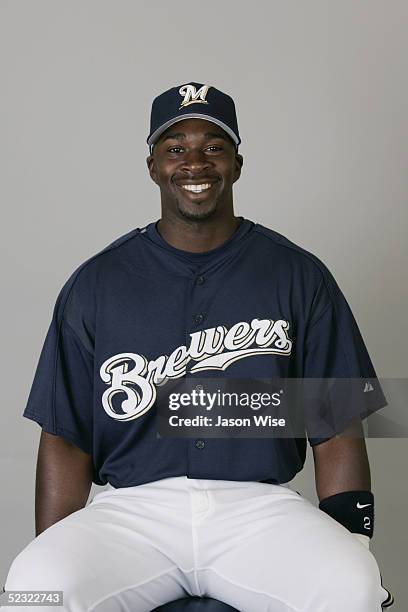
[193,313,205,326]
[187,270,209,476]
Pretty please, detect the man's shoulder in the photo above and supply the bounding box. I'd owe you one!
[253,222,332,281]
[74,226,141,274]
[91,225,144,263]
[54,226,145,318]
[252,222,351,317]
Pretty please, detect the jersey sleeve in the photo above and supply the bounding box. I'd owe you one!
[303,267,388,447]
[22,274,95,456]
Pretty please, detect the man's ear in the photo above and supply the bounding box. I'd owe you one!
[146,154,158,185]
[233,153,243,184]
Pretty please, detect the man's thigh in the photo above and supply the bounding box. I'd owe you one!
[194,482,388,612]
[3,486,194,612]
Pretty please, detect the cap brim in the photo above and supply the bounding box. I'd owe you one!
[147,114,240,149]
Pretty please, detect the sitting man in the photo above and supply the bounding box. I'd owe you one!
[3,82,394,611]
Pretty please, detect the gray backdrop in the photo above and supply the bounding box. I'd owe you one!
[1,0,407,607]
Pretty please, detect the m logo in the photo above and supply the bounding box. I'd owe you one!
[179,84,210,109]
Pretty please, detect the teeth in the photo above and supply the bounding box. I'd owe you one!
[180,183,212,193]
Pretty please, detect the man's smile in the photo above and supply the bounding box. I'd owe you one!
[180,183,213,193]
[174,179,220,198]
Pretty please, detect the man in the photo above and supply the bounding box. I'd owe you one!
[3,82,393,610]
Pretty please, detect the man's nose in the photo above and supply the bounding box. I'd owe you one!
[180,149,211,173]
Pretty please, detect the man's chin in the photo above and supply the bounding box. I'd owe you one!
[176,201,217,222]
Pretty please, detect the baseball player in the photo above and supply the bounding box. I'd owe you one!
[3,82,394,611]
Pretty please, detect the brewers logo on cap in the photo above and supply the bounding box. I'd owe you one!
[178,84,210,109]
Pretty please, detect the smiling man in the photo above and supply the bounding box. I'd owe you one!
[3,82,394,611]
[147,119,243,253]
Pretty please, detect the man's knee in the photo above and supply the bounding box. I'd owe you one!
[4,539,78,610]
[322,546,386,609]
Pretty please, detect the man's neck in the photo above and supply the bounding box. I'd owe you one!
[156,215,242,253]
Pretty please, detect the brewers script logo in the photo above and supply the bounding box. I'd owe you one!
[179,84,210,109]
[100,318,292,422]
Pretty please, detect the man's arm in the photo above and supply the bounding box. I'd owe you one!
[312,416,371,501]
[35,431,93,537]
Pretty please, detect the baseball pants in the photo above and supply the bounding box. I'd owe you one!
[3,476,390,611]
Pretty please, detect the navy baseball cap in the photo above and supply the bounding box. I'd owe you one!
[147,82,241,154]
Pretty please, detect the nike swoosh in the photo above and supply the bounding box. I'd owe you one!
[356,502,372,509]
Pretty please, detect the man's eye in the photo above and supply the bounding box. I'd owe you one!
[167,146,222,153]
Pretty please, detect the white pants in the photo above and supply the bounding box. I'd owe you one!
[3,476,389,611]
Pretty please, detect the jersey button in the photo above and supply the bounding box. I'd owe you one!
[193,313,205,326]
[196,275,205,285]
[195,439,205,449]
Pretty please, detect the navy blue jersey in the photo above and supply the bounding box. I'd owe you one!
[23,217,387,487]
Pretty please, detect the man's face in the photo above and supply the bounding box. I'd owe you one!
[146,118,243,222]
